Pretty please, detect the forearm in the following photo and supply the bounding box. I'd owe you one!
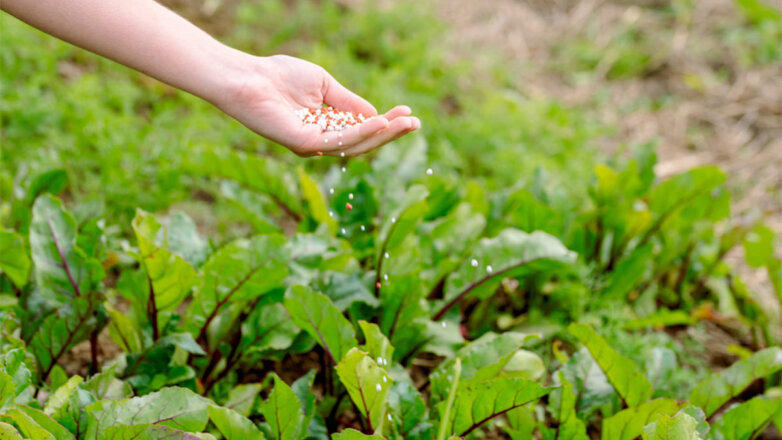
[2,0,246,104]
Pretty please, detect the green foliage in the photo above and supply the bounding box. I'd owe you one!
[284,285,357,364]
[569,323,653,408]
[0,231,30,289]
[689,347,782,417]
[1,0,780,438]
[258,375,304,440]
[335,348,392,433]
[641,412,701,440]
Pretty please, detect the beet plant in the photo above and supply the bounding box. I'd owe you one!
[1,138,781,438]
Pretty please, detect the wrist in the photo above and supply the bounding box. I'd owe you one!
[205,47,272,111]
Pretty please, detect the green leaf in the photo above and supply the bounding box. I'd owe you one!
[440,378,552,438]
[0,422,22,439]
[188,235,287,345]
[543,372,588,440]
[100,424,205,440]
[602,399,680,440]
[335,348,392,433]
[601,244,652,300]
[30,195,103,304]
[0,349,32,410]
[208,405,265,440]
[641,412,700,440]
[623,309,695,331]
[240,303,298,355]
[377,185,429,256]
[283,285,357,364]
[50,387,92,438]
[27,170,67,202]
[569,323,653,408]
[743,225,775,268]
[0,231,30,288]
[736,0,782,23]
[166,211,210,268]
[186,148,302,219]
[298,167,337,235]
[224,384,262,417]
[331,429,384,440]
[317,273,379,310]
[358,321,394,367]
[30,292,101,381]
[291,370,317,430]
[649,166,726,216]
[84,387,210,438]
[0,370,15,411]
[709,397,782,440]
[258,374,304,440]
[6,406,74,440]
[105,302,144,353]
[132,210,198,312]
[81,365,132,400]
[503,350,546,381]
[388,381,432,439]
[43,375,83,416]
[377,275,428,357]
[431,332,535,403]
[437,229,573,319]
[689,346,782,417]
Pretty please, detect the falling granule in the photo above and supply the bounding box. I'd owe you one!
[384,252,389,259]
[486,265,493,273]
[382,376,387,383]
[391,217,396,223]
[338,141,343,146]
[324,138,328,143]
[329,188,334,194]
[383,274,388,281]
[426,168,433,175]
[360,225,366,231]
[441,321,447,328]
[376,384,382,392]
[295,106,367,132]
[388,414,392,422]
[341,167,346,173]
[329,211,334,218]
[341,228,346,235]
[377,356,384,365]
[340,152,345,157]
[348,193,354,200]
[346,202,353,210]
[471,259,478,267]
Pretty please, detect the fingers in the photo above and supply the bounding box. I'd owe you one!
[322,74,378,117]
[383,105,412,121]
[299,116,390,156]
[342,115,420,156]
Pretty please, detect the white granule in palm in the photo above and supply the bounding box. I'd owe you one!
[296,106,367,132]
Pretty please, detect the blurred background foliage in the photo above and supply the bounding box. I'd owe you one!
[1,0,781,436]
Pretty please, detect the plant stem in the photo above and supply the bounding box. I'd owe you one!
[436,358,461,440]
[147,278,159,342]
[89,327,99,375]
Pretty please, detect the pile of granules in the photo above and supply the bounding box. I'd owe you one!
[296,106,367,132]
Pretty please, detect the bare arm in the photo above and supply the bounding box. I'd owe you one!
[1,0,419,156]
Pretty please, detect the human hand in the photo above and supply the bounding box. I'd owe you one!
[217,54,420,157]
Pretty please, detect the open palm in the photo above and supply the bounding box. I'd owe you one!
[218,55,420,157]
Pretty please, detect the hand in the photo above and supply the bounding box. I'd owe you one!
[217,54,421,157]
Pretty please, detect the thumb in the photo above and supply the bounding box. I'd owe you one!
[322,73,378,117]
